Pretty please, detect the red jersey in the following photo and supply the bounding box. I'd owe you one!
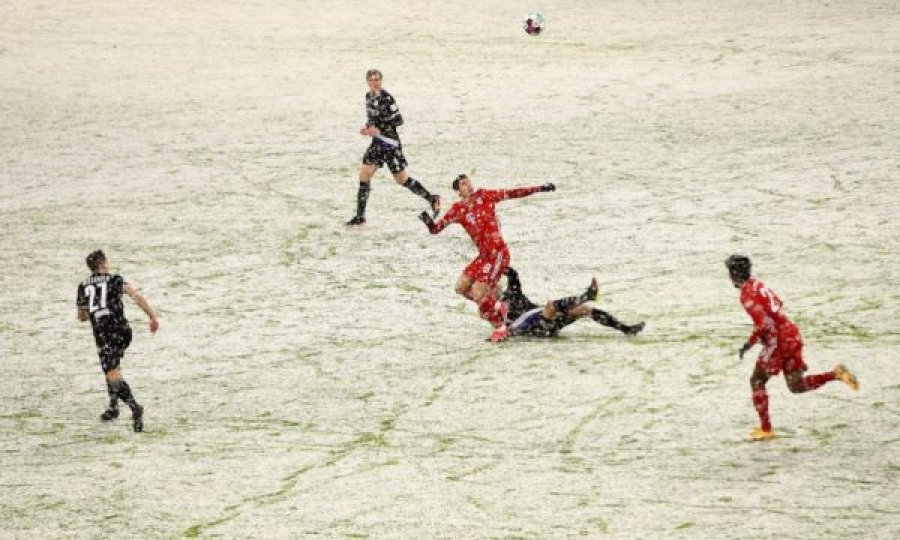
[427,187,541,255]
[739,278,797,346]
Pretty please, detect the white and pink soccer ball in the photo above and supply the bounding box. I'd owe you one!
[523,12,545,36]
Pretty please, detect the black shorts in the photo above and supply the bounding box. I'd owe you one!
[96,326,132,373]
[525,315,575,338]
[362,139,407,174]
[512,309,576,338]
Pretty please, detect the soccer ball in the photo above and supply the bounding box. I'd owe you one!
[523,12,545,36]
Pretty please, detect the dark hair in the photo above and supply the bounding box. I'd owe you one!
[725,254,752,282]
[452,173,468,191]
[86,249,106,272]
[365,69,382,80]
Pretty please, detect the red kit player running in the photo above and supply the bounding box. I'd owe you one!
[725,255,859,441]
[419,174,556,341]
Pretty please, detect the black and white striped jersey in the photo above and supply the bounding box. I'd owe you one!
[365,90,404,140]
[77,273,129,338]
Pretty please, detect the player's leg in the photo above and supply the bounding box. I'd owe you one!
[472,280,504,327]
[541,301,559,320]
[542,277,598,317]
[348,153,378,225]
[484,253,512,341]
[99,356,120,421]
[106,369,142,432]
[784,368,836,393]
[390,155,441,217]
[588,307,644,335]
[97,335,121,421]
[455,272,477,302]
[782,338,858,393]
[750,363,775,440]
[104,328,143,432]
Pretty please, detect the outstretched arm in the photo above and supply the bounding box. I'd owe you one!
[125,283,160,334]
[491,183,556,201]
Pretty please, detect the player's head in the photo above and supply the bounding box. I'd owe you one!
[86,249,107,273]
[365,69,383,92]
[452,173,473,197]
[725,254,752,287]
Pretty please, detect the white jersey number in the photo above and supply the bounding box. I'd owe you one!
[85,282,109,313]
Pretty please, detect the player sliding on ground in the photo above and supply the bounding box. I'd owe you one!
[726,254,859,441]
[419,174,555,341]
[497,267,645,342]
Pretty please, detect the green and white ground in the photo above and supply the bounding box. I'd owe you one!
[1,1,898,537]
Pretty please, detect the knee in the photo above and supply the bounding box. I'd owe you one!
[543,301,556,317]
[787,380,806,394]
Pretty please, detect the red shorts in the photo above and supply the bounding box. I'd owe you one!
[463,248,510,287]
[756,325,807,376]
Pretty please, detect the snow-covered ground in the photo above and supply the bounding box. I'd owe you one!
[1,1,898,537]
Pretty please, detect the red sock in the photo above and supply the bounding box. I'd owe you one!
[752,388,771,432]
[478,294,502,327]
[802,372,836,391]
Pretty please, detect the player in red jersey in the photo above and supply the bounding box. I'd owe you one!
[419,174,555,341]
[726,254,859,441]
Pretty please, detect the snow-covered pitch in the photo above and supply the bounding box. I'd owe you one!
[1,1,898,537]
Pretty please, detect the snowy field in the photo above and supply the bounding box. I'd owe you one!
[2,0,899,537]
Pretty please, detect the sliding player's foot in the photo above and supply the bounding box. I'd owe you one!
[624,322,645,336]
[346,215,366,226]
[583,277,599,302]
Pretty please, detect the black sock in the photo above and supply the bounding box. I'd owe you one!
[113,380,139,409]
[106,382,119,410]
[355,182,370,218]
[403,177,433,201]
[591,308,628,332]
[551,296,579,313]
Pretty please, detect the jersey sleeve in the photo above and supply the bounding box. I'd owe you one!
[486,186,541,202]
[741,289,768,345]
[76,283,87,309]
[428,203,462,234]
[115,275,128,295]
[383,94,403,128]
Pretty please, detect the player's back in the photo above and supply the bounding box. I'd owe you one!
[740,278,794,335]
[77,273,128,333]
